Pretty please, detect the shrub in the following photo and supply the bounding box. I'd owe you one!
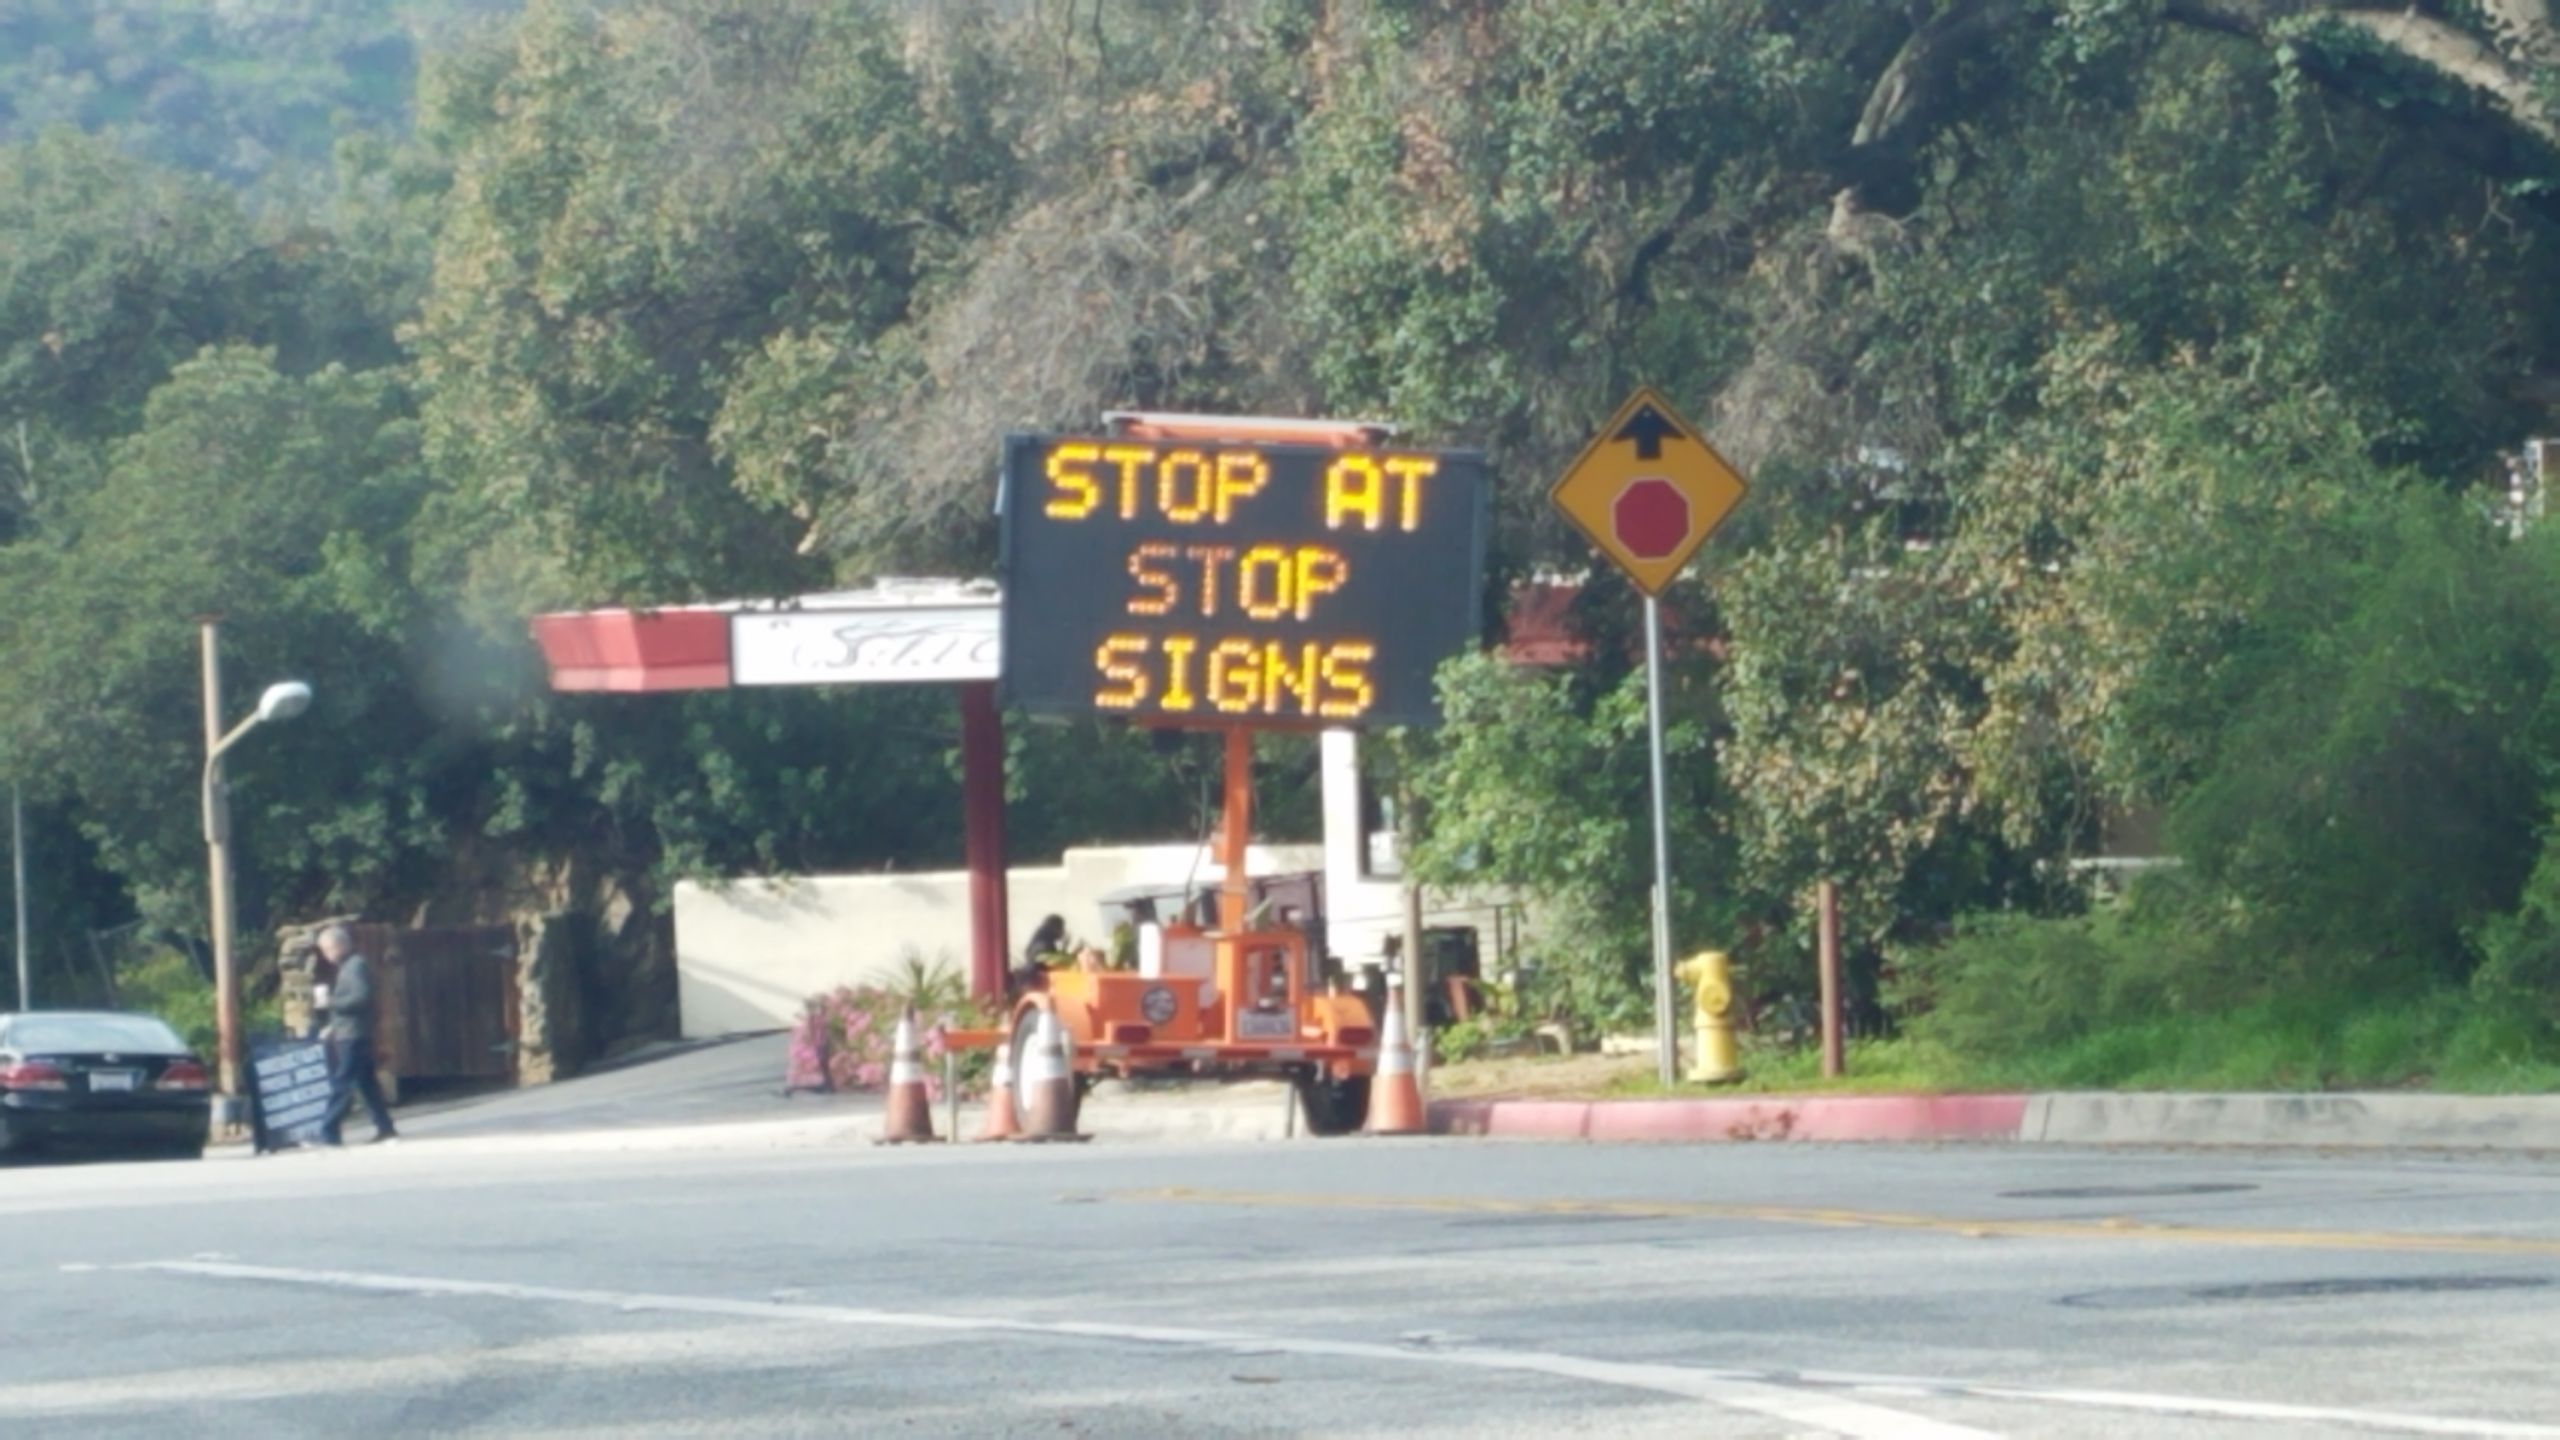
[1894,870,2252,1064]
[113,946,279,1056]
[785,955,995,1096]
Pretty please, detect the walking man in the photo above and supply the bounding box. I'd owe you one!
[316,924,397,1145]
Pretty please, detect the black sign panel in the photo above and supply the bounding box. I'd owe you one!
[248,1038,334,1152]
[998,433,1489,727]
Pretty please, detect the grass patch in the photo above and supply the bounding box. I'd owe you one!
[1976,989,2560,1092]
[1438,988,2560,1100]
[1599,1035,1975,1098]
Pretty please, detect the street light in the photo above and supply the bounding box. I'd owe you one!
[198,615,311,1125]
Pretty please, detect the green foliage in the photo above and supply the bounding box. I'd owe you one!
[0,1,510,186]
[110,945,278,1058]
[2167,493,2560,975]
[2470,823,2560,1033]
[112,949,219,1059]
[0,346,443,923]
[1409,651,1727,1035]
[1894,871,2248,1063]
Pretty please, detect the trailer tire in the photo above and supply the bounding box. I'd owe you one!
[1295,1073,1371,1137]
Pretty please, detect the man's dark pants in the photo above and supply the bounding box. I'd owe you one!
[321,1035,396,1143]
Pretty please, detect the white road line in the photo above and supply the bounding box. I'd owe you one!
[1794,1368,2560,1439]
[106,1258,1991,1440]
[80,1258,2560,1440]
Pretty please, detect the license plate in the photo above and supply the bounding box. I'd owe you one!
[88,1071,136,1092]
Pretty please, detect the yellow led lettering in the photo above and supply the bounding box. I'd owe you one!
[1324,454,1386,531]
[1237,544,1295,621]
[1103,444,1155,520]
[1386,455,1437,531]
[1095,635,1149,710]
[1127,542,1177,616]
[1158,449,1214,523]
[1293,546,1348,619]
[1262,641,1322,716]
[1208,639,1262,715]
[1045,442,1101,519]
[1319,641,1376,719]
[1215,451,1269,522]
[1184,545,1235,617]
[1161,635,1200,711]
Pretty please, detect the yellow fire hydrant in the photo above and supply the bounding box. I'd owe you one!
[1675,951,1744,1084]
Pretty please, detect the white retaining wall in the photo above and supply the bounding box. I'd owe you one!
[672,842,1323,1038]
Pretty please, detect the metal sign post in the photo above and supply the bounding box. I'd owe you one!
[1643,596,1677,1086]
[1549,387,1749,1087]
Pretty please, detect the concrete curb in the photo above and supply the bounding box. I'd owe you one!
[1430,1091,2560,1151]
[2029,1092,2560,1150]
[1431,1094,2030,1144]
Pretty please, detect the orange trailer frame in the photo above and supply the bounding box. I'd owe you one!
[954,412,1396,1134]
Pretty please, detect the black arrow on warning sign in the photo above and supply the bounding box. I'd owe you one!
[1612,402,1685,460]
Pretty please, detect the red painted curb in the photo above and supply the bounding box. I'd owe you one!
[1429,1094,2030,1144]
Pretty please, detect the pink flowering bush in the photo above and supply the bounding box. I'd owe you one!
[784,958,995,1098]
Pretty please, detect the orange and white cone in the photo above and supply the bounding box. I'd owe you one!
[972,1033,1022,1143]
[877,1009,940,1145]
[1366,985,1426,1136]
[1018,1007,1085,1142]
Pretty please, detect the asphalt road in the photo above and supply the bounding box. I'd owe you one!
[4,1135,2559,1437]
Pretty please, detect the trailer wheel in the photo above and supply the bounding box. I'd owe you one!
[1010,1008,1082,1133]
[1294,1073,1371,1137]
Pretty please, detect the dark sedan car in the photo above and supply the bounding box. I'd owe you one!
[0,1011,212,1160]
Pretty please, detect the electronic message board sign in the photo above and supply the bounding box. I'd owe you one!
[998,432,1489,728]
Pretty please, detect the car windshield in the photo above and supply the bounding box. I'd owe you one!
[4,1015,185,1054]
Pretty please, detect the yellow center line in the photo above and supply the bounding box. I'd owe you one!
[1110,1186,2560,1258]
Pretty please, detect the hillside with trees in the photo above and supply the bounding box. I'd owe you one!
[6,0,2560,1083]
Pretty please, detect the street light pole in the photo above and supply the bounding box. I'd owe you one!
[199,619,242,1113]
[196,618,312,1124]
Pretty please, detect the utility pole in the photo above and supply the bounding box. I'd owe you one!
[11,784,27,1013]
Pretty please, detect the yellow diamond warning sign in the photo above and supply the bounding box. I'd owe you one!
[1549,386,1748,596]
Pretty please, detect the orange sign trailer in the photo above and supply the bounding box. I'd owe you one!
[956,410,1488,1136]
[969,725,1380,1134]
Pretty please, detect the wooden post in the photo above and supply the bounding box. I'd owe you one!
[1818,880,1843,1079]
[959,683,1010,1003]
[1397,781,1425,1020]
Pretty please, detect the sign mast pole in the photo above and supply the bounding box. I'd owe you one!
[1547,387,1749,1089]
[1643,594,1676,1086]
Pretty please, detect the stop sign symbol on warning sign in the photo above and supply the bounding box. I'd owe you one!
[1612,478,1690,560]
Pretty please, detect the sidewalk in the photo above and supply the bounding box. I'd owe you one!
[212,1061,1311,1160]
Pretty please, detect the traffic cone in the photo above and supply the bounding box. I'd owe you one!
[972,1033,1022,1142]
[1018,1007,1087,1143]
[877,1009,940,1145]
[1367,985,1426,1136]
